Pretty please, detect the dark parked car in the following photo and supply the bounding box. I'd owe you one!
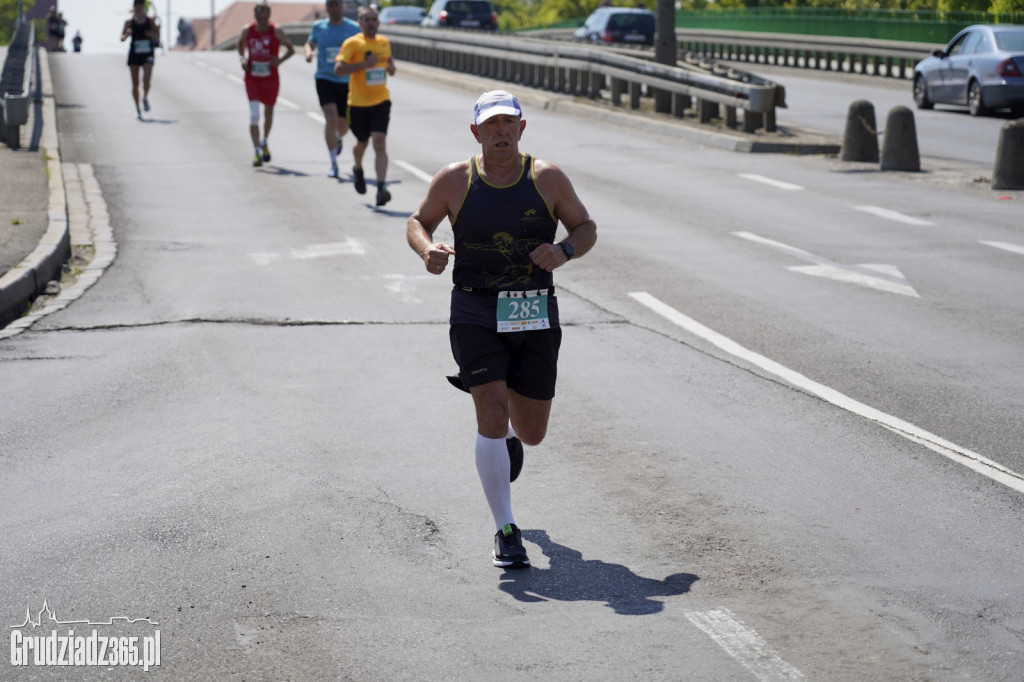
[378,5,427,25]
[573,7,656,46]
[912,24,1024,117]
[421,0,498,31]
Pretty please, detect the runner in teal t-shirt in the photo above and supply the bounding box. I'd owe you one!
[304,0,361,178]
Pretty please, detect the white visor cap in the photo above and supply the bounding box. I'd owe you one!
[473,90,522,124]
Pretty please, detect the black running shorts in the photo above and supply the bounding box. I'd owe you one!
[315,78,349,111]
[347,100,391,141]
[449,324,562,401]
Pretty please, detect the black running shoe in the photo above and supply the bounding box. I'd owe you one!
[352,166,366,194]
[507,437,524,482]
[493,524,530,568]
[375,186,391,207]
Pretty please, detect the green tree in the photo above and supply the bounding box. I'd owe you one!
[1,0,38,46]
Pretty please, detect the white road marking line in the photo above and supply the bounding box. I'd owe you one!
[738,174,804,191]
[628,291,1024,495]
[248,238,367,265]
[980,240,1024,256]
[395,160,436,184]
[685,608,804,681]
[277,97,300,110]
[734,231,919,298]
[307,111,326,124]
[854,205,935,226]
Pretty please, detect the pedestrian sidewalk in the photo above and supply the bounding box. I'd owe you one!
[0,45,69,329]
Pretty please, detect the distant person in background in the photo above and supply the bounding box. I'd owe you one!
[238,2,296,167]
[121,0,160,119]
[304,0,360,179]
[45,7,61,51]
[177,18,195,48]
[334,6,397,206]
[72,31,83,53]
[55,12,68,51]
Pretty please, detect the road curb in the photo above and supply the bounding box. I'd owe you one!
[0,49,69,330]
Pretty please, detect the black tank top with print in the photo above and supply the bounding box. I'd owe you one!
[449,154,560,329]
[451,154,557,291]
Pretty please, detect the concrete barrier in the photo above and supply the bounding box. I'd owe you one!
[880,106,920,172]
[840,100,879,163]
[991,118,1024,191]
[0,22,34,150]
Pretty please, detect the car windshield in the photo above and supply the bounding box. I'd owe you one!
[608,13,655,32]
[994,28,1024,51]
[446,1,491,12]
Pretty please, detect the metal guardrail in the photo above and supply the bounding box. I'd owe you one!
[273,24,783,133]
[1,21,35,149]
[670,30,937,80]
[525,28,936,80]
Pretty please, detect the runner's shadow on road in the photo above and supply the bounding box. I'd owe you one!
[498,529,699,615]
[258,166,310,178]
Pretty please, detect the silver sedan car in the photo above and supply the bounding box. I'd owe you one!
[912,24,1024,117]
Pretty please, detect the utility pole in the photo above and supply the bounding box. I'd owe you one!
[654,0,678,114]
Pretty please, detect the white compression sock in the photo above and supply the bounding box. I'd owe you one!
[475,433,514,531]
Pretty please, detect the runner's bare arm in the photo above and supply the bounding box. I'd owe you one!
[407,163,467,273]
[530,160,597,271]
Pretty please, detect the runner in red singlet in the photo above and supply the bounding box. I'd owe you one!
[237,3,295,167]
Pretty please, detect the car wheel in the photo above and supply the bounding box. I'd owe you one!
[913,74,934,110]
[968,80,987,117]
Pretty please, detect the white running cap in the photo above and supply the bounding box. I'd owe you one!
[473,90,522,124]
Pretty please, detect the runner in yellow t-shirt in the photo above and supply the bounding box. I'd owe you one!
[334,7,397,206]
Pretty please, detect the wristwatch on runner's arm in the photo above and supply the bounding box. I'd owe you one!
[559,242,574,260]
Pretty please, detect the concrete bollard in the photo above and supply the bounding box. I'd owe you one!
[881,106,920,172]
[992,118,1024,190]
[841,100,879,162]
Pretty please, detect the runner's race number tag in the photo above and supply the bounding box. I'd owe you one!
[251,61,271,77]
[134,40,152,54]
[497,290,550,333]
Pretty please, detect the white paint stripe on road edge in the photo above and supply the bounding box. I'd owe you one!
[628,291,1024,495]
[853,206,935,226]
[0,164,117,340]
[980,240,1024,256]
[395,160,436,185]
[685,608,804,681]
[738,174,804,191]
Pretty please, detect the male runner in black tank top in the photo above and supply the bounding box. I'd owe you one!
[406,90,598,568]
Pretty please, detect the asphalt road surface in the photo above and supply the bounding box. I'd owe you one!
[1,50,1022,680]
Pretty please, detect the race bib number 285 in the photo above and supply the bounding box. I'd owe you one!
[497,290,550,333]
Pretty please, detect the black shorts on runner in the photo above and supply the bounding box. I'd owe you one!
[315,78,349,111]
[127,52,154,67]
[449,324,562,401]
[348,100,391,142]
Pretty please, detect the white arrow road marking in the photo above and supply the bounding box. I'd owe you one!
[854,205,935,226]
[980,240,1024,256]
[686,608,804,681]
[734,231,919,298]
[628,291,1024,496]
[248,238,367,265]
[738,173,804,191]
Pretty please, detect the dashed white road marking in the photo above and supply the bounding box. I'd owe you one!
[628,291,1024,496]
[980,240,1024,256]
[395,160,436,184]
[734,231,919,297]
[738,173,804,191]
[854,205,935,226]
[686,608,804,681]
